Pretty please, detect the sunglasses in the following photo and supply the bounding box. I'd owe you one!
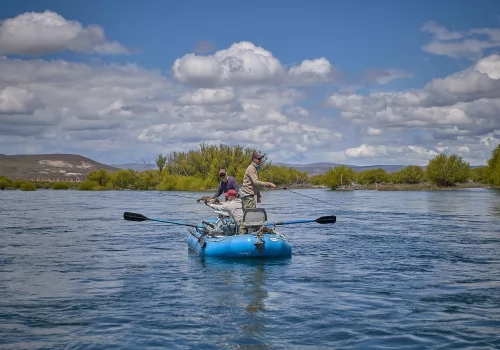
[219,173,226,177]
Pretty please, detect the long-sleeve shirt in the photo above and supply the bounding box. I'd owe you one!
[240,162,271,198]
[213,176,240,199]
[207,198,244,223]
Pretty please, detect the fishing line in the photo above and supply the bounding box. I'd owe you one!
[281,187,352,212]
[159,192,201,200]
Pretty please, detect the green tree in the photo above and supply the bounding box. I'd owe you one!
[470,166,488,183]
[87,169,111,186]
[486,144,500,186]
[426,153,470,186]
[309,174,325,186]
[355,168,389,184]
[155,153,167,175]
[392,165,425,184]
[324,165,356,189]
[110,169,137,189]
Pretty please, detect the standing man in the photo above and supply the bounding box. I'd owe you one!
[213,168,240,201]
[239,152,276,209]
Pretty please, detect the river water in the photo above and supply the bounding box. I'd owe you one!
[1,188,499,349]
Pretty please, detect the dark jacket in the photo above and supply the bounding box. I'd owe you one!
[213,176,240,200]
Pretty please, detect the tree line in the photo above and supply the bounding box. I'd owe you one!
[1,143,499,191]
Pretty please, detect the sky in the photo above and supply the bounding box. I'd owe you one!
[1,0,499,166]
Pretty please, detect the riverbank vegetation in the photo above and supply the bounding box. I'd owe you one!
[1,143,499,192]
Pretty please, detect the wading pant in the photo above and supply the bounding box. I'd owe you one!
[242,196,256,210]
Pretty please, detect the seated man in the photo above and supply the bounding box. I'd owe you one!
[206,189,244,233]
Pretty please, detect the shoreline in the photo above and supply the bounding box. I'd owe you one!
[1,183,495,192]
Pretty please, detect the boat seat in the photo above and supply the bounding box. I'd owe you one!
[241,208,267,233]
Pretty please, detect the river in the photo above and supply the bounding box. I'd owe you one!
[1,188,499,349]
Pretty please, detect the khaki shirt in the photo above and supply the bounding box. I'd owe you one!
[240,162,271,198]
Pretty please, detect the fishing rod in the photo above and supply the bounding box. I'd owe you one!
[159,191,221,204]
[159,192,201,200]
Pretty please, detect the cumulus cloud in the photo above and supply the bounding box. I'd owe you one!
[365,127,383,136]
[0,86,43,114]
[345,144,438,160]
[326,54,500,164]
[0,11,129,55]
[421,20,500,59]
[0,53,343,163]
[288,57,338,84]
[172,42,337,87]
[2,17,499,166]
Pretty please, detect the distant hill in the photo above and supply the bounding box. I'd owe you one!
[112,163,155,171]
[0,154,120,181]
[113,161,407,175]
[273,162,406,175]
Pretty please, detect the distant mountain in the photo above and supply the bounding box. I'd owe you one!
[273,162,406,175]
[112,163,156,171]
[0,154,120,181]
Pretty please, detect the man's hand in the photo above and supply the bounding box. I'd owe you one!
[257,196,262,203]
[269,182,276,189]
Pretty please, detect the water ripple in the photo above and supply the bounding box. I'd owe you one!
[1,189,499,349]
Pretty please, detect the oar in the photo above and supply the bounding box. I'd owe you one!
[265,215,336,227]
[123,212,199,228]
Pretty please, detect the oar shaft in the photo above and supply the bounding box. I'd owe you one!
[148,217,197,228]
[266,219,315,227]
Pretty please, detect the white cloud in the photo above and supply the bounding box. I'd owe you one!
[288,57,337,84]
[365,127,383,136]
[327,54,500,164]
[421,20,500,59]
[177,88,236,105]
[326,55,500,133]
[172,42,336,87]
[0,86,42,114]
[0,11,129,56]
[345,144,439,163]
[1,21,499,167]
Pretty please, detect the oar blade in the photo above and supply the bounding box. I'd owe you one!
[315,215,337,224]
[124,212,149,222]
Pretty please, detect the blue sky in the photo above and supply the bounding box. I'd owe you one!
[1,0,499,166]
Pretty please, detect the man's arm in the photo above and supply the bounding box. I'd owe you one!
[213,181,223,198]
[206,202,228,212]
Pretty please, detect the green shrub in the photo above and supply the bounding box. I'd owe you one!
[78,180,100,191]
[20,182,37,191]
[392,165,425,184]
[52,182,70,190]
[0,176,13,190]
[324,166,356,189]
[355,168,390,184]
